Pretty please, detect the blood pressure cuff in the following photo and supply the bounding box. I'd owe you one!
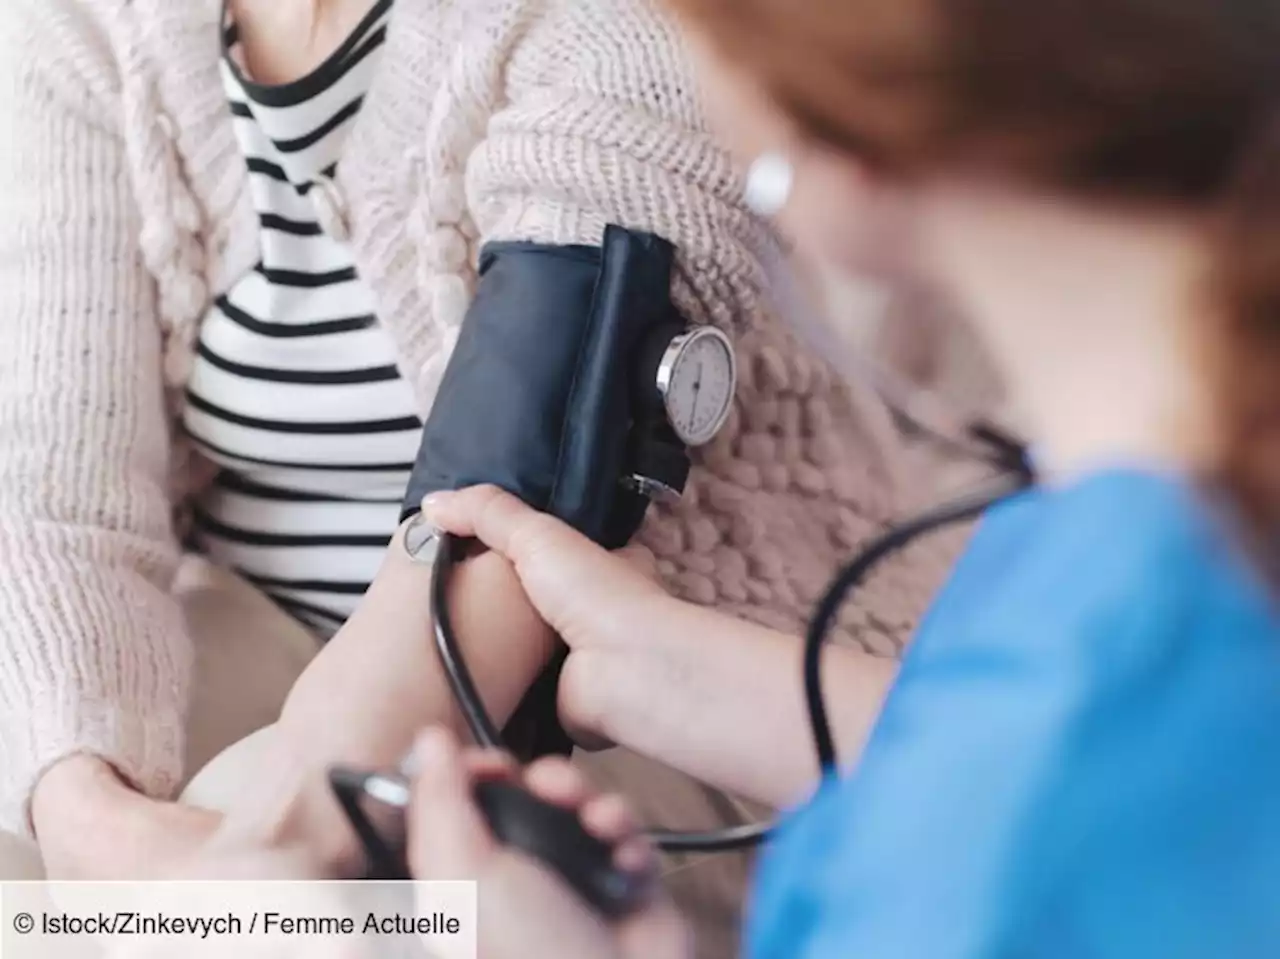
[401,224,683,546]
[401,224,687,758]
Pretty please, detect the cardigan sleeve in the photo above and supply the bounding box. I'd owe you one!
[0,1,191,835]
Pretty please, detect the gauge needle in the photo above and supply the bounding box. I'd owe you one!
[691,362,704,423]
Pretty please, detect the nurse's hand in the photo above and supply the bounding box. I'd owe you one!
[420,486,674,746]
[420,486,667,650]
[407,727,690,959]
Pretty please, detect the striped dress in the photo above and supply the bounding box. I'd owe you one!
[185,0,421,638]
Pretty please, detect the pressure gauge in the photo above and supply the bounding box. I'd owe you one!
[655,326,737,447]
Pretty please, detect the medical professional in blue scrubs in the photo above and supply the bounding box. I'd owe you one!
[397,0,1280,955]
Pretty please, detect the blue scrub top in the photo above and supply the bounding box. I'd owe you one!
[747,469,1280,958]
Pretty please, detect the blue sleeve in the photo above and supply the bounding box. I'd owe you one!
[746,476,1280,959]
[752,602,1103,958]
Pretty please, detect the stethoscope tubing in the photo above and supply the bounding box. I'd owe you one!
[430,472,1026,853]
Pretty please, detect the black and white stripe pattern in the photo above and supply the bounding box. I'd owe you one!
[187,0,419,637]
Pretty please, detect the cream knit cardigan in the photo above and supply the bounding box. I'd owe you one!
[0,0,983,834]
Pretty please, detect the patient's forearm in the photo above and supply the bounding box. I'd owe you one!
[237,522,555,867]
[568,598,897,809]
[278,526,555,768]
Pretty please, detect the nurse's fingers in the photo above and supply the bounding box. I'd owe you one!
[406,727,497,880]
[422,485,592,571]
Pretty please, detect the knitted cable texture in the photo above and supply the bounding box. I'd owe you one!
[0,0,992,835]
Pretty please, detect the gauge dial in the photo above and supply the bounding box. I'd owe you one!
[657,327,736,447]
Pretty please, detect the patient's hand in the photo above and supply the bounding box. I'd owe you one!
[33,756,220,881]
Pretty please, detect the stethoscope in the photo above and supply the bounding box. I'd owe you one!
[328,420,1032,917]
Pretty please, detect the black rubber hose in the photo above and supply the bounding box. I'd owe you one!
[431,532,507,749]
[802,487,1015,773]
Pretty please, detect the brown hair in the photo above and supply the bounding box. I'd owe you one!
[668,0,1280,537]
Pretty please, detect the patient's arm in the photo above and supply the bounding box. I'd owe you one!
[282,521,554,768]
[216,517,555,871]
